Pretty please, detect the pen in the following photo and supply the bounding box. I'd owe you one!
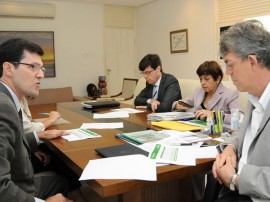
[38,112,50,115]
[170,143,192,146]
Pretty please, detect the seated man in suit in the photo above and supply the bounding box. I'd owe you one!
[0,38,71,201]
[213,20,270,201]
[134,54,182,112]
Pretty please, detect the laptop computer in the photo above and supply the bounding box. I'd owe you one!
[82,100,120,109]
[95,144,149,158]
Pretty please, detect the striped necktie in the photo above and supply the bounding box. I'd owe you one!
[152,85,158,99]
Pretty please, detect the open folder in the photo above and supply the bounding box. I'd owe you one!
[151,121,201,132]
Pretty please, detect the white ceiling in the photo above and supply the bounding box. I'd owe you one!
[8,0,157,7]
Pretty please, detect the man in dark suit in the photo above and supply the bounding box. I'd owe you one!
[134,54,182,112]
[0,38,71,201]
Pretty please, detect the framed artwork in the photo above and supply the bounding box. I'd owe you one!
[0,31,55,78]
[170,29,188,53]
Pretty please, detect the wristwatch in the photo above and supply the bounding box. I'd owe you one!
[230,173,238,191]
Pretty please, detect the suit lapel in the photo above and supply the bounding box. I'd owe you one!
[0,83,32,153]
[207,83,224,110]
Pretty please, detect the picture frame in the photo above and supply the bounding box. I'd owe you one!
[170,29,188,53]
[0,31,56,78]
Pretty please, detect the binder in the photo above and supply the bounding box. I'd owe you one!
[115,130,170,145]
[95,144,149,158]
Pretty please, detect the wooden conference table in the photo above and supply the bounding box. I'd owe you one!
[29,101,215,202]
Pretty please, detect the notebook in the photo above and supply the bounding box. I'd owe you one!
[82,100,120,109]
[95,144,149,158]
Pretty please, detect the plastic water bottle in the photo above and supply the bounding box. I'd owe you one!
[231,109,239,130]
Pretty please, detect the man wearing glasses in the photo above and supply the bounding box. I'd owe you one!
[212,20,270,202]
[134,54,182,112]
[0,38,71,201]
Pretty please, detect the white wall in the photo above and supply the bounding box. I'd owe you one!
[136,0,216,80]
[0,1,104,96]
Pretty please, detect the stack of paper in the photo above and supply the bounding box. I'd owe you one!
[147,112,195,121]
[115,130,170,145]
[151,121,201,132]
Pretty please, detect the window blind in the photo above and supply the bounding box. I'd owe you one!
[217,0,270,23]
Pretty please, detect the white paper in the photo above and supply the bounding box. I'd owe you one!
[112,108,144,114]
[93,111,129,119]
[34,118,70,125]
[80,122,123,129]
[62,128,101,141]
[195,146,218,159]
[79,154,156,181]
[213,137,225,142]
[148,144,196,166]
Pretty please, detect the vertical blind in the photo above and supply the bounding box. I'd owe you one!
[217,0,270,23]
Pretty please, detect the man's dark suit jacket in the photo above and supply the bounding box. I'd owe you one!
[134,73,182,112]
[0,83,36,201]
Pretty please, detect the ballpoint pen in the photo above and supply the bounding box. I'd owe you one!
[38,112,50,115]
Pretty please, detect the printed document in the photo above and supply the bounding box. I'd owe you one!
[80,122,123,129]
[62,128,101,141]
[149,144,196,166]
[93,111,129,119]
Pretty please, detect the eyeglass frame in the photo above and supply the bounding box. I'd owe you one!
[10,62,46,72]
[140,69,155,75]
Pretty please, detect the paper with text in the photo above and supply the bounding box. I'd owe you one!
[80,122,123,129]
[62,128,101,141]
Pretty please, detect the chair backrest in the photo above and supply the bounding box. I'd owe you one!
[178,79,200,98]
[120,78,138,99]
[222,80,248,114]
[119,77,145,105]
[28,86,74,105]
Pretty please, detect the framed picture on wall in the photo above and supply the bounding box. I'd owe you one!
[0,31,56,78]
[170,29,188,53]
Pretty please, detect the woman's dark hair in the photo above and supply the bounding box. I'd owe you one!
[196,61,223,82]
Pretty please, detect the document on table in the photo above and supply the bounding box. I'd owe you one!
[62,128,101,141]
[33,118,70,125]
[148,143,196,166]
[93,111,129,119]
[111,108,145,114]
[196,146,218,159]
[80,122,123,129]
[79,154,157,181]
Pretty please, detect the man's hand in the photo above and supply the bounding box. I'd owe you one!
[150,99,160,112]
[45,193,73,202]
[37,129,68,140]
[216,156,237,188]
[212,145,237,183]
[34,150,50,166]
[42,111,61,128]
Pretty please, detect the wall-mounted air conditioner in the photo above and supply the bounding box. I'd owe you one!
[0,2,55,19]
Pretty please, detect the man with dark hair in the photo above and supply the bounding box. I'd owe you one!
[134,54,182,112]
[212,20,270,202]
[0,38,71,202]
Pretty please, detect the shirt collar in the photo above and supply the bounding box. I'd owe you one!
[248,81,270,111]
[0,81,21,112]
[154,75,162,87]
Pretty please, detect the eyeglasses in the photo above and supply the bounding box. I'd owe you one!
[11,62,46,72]
[140,69,154,75]
[225,60,238,71]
